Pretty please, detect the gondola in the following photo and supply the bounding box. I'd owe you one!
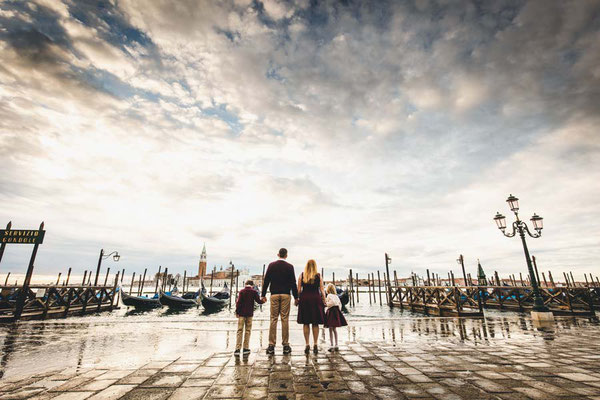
[336,288,350,307]
[121,290,162,309]
[159,290,199,309]
[200,282,230,310]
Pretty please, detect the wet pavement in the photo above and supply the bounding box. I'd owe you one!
[1,317,600,399]
[1,295,600,399]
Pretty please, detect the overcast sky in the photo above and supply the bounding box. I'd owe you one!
[1,0,599,283]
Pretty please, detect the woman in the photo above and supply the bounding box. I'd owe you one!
[296,259,326,354]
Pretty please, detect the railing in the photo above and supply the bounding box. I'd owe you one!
[0,280,119,322]
[390,285,597,316]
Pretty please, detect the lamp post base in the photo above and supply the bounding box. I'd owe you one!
[531,310,554,323]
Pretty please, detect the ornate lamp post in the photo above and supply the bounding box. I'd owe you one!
[94,249,120,286]
[493,195,553,321]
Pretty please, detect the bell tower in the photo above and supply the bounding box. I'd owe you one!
[198,243,207,278]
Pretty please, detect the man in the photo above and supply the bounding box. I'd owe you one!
[261,248,298,355]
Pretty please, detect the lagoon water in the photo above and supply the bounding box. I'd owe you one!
[0,292,598,381]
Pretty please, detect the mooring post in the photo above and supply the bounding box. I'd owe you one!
[356,273,359,303]
[154,266,162,295]
[4,272,10,286]
[548,271,555,287]
[210,268,214,296]
[367,273,373,304]
[542,272,548,287]
[426,269,431,286]
[65,268,71,286]
[458,254,467,287]
[140,268,147,295]
[129,272,136,295]
[519,272,524,286]
[0,221,11,265]
[163,268,169,292]
[450,271,455,286]
[14,222,44,320]
[82,271,87,286]
[532,256,541,288]
[261,264,266,290]
[348,269,354,306]
[570,271,577,287]
[333,272,336,287]
[94,249,104,286]
[103,268,111,286]
[385,253,392,306]
[377,270,383,304]
[110,271,120,309]
[236,270,241,299]
[384,272,390,304]
[494,271,501,286]
[229,262,235,309]
[394,270,399,287]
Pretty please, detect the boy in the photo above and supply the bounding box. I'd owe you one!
[235,280,266,356]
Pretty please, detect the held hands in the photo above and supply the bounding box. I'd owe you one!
[261,296,267,303]
[294,298,299,306]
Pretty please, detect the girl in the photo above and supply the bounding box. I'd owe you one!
[324,283,347,352]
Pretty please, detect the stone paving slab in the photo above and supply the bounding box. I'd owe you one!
[3,318,600,400]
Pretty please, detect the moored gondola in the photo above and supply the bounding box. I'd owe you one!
[121,290,162,309]
[159,290,199,309]
[200,282,229,310]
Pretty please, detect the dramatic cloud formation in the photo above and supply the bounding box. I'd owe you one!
[1,0,599,282]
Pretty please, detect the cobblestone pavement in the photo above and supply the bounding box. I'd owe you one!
[2,318,600,400]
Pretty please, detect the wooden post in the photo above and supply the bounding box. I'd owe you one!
[210,268,214,296]
[377,271,383,304]
[110,271,120,310]
[519,272,524,286]
[494,271,501,286]
[368,273,372,304]
[129,272,136,295]
[384,272,390,304]
[332,272,336,287]
[394,270,399,287]
[55,273,62,285]
[385,253,392,306]
[458,254,467,287]
[229,263,235,309]
[65,268,71,286]
[0,221,11,265]
[103,268,111,286]
[542,272,548,287]
[261,264,266,289]
[450,271,455,286]
[82,270,88,286]
[356,273,359,303]
[548,271,555,287]
[426,269,431,286]
[570,271,576,287]
[64,286,73,317]
[163,268,168,292]
[14,222,44,320]
[235,270,239,300]
[532,256,541,288]
[182,270,187,294]
[154,266,162,294]
[139,268,147,295]
[4,272,10,286]
[563,272,570,287]
[349,269,354,306]
[94,249,104,286]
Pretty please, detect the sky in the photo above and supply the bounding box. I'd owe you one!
[0,0,599,284]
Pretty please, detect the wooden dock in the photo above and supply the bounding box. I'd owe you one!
[0,281,120,323]
[388,284,598,317]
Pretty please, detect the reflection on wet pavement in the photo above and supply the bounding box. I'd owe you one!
[1,294,598,382]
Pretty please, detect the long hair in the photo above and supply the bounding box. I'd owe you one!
[303,259,318,284]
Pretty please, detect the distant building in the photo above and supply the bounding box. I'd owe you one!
[198,243,207,278]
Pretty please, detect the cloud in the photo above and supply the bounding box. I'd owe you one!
[0,0,599,282]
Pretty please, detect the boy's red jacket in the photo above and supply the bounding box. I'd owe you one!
[236,286,262,317]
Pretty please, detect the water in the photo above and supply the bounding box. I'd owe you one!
[0,292,598,380]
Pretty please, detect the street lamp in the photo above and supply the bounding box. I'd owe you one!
[493,194,552,321]
[94,249,120,286]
